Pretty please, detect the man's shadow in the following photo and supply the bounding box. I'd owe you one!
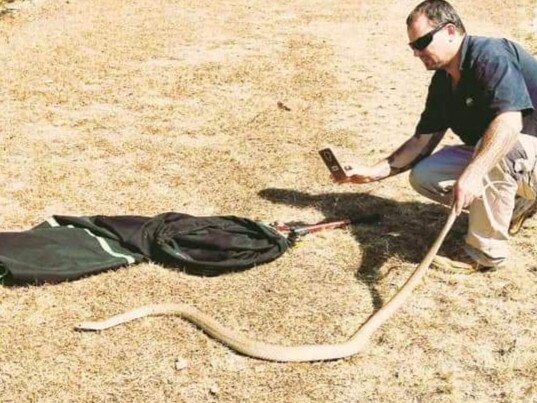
[259,188,467,310]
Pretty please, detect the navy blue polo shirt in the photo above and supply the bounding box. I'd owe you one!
[416,35,537,146]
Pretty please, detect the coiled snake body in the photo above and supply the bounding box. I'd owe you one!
[76,209,457,362]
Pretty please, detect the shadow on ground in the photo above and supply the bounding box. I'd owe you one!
[259,187,468,310]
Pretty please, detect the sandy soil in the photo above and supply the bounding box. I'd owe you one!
[0,0,536,401]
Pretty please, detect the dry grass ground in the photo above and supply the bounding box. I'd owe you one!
[0,0,536,401]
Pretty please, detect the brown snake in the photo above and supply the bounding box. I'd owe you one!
[76,208,457,362]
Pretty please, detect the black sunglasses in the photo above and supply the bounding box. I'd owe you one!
[409,21,451,51]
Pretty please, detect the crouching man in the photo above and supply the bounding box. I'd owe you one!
[336,0,537,271]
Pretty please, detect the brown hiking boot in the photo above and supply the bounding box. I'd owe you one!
[432,255,483,273]
[431,254,502,274]
[509,199,537,236]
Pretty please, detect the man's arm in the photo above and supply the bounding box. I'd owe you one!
[338,130,445,183]
[453,111,522,214]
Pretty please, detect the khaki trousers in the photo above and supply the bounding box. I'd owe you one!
[409,133,537,267]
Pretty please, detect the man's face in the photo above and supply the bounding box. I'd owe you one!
[407,15,452,70]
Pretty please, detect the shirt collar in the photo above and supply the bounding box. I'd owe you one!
[458,35,470,70]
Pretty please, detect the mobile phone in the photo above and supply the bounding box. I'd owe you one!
[318,148,348,180]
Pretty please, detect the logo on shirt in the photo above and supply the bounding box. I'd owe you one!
[465,97,475,107]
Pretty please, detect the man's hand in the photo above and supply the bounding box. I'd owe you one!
[452,112,522,215]
[332,163,389,184]
[452,167,484,215]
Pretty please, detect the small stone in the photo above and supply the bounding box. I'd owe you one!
[209,385,220,395]
[175,358,189,371]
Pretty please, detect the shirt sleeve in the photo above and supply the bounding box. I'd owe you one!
[475,53,534,116]
[415,72,449,135]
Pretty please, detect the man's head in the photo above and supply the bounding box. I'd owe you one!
[406,0,466,70]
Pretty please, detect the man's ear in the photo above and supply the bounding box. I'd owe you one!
[446,23,458,37]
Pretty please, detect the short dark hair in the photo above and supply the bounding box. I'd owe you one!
[406,0,466,34]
